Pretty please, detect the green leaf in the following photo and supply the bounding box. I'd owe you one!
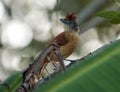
[110,18,120,24]
[33,39,120,92]
[0,72,23,92]
[96,11,120,19]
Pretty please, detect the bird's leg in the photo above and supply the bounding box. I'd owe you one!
[54,47,65,71]
[50,42,65,71]
[44,67,51,77]
[41,63,52,80]
[47,56,59,72]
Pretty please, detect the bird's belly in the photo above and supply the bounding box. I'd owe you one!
[46,33,79,62]
[46,40,78,62]
[60,39,78,58]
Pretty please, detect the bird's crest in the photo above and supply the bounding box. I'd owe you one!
[66,12,77,21]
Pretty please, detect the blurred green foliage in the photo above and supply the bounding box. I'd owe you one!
[0,72,22,92]
[96,11,120,24]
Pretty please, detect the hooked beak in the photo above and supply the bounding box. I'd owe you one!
[60,19,69,25]
[60,18,78,31]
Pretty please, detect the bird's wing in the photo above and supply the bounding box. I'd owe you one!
[50,32,69,46]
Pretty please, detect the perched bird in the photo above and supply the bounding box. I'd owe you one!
[40,12,80,75]
[20,13,80,90]
[18,13,80,92]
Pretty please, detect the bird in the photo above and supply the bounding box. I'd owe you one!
[39,12,80,77]
[19,13,80,90]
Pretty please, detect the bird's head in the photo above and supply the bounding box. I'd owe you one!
[60,12,79,31]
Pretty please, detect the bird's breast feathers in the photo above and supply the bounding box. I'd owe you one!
[60,32,79,58]
[48,31,79,61]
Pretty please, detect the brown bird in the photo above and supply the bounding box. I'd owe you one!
[40,12,80,76]
[20,13,80,90]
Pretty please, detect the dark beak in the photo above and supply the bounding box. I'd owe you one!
[60,19,69,25]
[60,19,78,30]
